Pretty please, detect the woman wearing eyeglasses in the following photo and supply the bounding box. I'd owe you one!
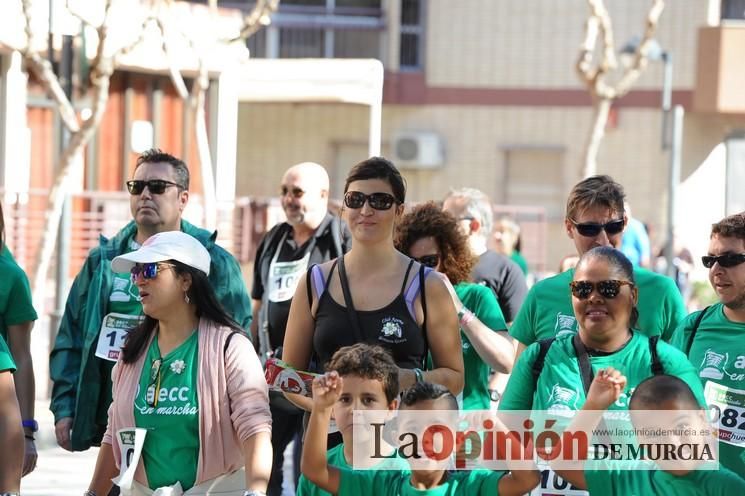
[510,175,687,361]
[394,202,514,410]
[499,246,704,495]
[86,231,271,496]
[282,157,464,415]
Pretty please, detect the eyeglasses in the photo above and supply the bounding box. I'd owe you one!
[343,191,397,210]
[130,262,176,283]
[126,179,181,195]
[146,358,163,407]
[702,253,745,269]
[570,218,625,237]
[570,280,634,300]
[280,185,305,199]
[413,254,440,268]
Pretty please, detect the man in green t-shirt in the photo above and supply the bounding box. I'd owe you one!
[0,334,23,493]
[511,175,685,359]
[671,212,745,477]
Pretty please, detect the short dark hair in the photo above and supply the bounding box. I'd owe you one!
[400,382,458,411]
[630,374,700,410]
[576,246,639,328]
[566,175,625,221]
[136,148,190,190]
[326,344,399,403]
[344,156,406,204]
[711,213,745,241]
[395,202,476,284]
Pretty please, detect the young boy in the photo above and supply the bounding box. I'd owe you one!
[296,343,404,496]
[302,364,539,495]
[555,369,745,494]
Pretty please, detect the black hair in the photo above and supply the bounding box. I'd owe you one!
[576,246,639,328]
[121,260,241,363]
[400,382,458,411]
[326,344,399,403]
[135,148,190,191]
[630,375,700,410]
[344,156,406,204]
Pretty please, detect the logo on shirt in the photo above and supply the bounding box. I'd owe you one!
[379,317,406,345]
[700,349,728,380]
[547,384,580,413]
[554,312,577,338]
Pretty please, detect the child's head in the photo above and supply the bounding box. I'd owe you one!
[400,381,459,412]
[325,344,399,441]
[630,375,712,475]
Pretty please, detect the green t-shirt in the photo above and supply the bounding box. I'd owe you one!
[338,468,504,496]
[510,251,529,276]
[510,268,686,346]
[0,251,38,341]
[297,443,410,496]
[586,462,745,495]
[455,283,507,410]
[671,303,745,477]
[500,331,706,412]
[0,335,17,372]
[134,332,200,491]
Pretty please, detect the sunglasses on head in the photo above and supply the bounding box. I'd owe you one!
[570,280,634,300]
[570,218,625,237]
[126,179,181,195]
[280,185,305,199]
[130,262,176,283]
[343,191,397,210]
[702,253,745,269]
[413,254,440,268]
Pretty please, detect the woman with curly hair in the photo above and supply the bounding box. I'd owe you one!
[395,202,514,409]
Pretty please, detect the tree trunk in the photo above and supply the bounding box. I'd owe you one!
[582,97,612,178]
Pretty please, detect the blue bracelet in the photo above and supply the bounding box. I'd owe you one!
[22,419,38,432]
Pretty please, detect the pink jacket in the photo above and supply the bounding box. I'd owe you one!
[103,318,272,487]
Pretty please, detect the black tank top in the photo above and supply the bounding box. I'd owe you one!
[312,258,428,370]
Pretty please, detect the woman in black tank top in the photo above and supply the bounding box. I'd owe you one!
[281,157,464,413]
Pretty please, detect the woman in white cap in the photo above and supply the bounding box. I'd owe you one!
[85,231,271,496]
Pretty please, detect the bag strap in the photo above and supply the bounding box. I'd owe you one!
[419,264,430,370]
[532,338,555,382]
[685,305,712,356]
[223,330,245,415]
[649,335,664,375]
[338,256,364,343]
[572,333,594,395]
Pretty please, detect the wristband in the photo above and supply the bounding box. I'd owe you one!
[83,491,97,496]
[413,368,425,384]
[244,491,267,496]
[457,308,475,327]
[24,434,35,441]
[22,419,38,432]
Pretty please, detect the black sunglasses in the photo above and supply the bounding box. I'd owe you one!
[343,191,397,210]
[702,253,745,269]
[130,262,176,283]
[280,185,305,199]
[570,280,634,300]
[146,358,163,407]
[413,254,440,268]
[570,218,625,237]
[126,179,181,195]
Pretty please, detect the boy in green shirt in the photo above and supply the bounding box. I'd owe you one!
[302,372,539,495]
[556,369,745,495]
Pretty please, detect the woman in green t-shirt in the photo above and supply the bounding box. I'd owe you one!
[86,231,272,496]
[395,202,514,410]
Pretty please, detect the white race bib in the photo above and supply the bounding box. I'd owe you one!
[267,245,310,303]
[705,381,745,447]
[529,467,588,496]
[112,427,147,491]
[95,313,144,362]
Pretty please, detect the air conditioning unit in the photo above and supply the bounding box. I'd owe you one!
[393,132,445,169]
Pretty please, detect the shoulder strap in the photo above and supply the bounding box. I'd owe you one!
[572,333,594,395]
[419,264,429,370]
[532,338,555,382]
[400,259,416,294]
[306,264,317,312]
[338,256,364,342]
[223,330,242,358]
[685,305,712,355]
[649,335,664,375]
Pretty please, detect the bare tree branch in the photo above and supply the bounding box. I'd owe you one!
[229,0,280,43]
[615,0,665,96]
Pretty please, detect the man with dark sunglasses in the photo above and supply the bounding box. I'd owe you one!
[511,175,686,360]
[251,161,351,496]
[672,212,745,478]
[49,149,251,460]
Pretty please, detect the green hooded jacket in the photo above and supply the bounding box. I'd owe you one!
[49,220,251,451]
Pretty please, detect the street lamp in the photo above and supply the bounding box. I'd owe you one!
[621,36,683,279]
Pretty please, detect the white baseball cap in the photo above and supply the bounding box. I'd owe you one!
[111,231,211,276]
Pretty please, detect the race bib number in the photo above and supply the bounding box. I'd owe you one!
[112,427,147,491]
[95,313,143,362]
[706,381,745,446]
[530,468,587,496]
[267,253,310,303]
